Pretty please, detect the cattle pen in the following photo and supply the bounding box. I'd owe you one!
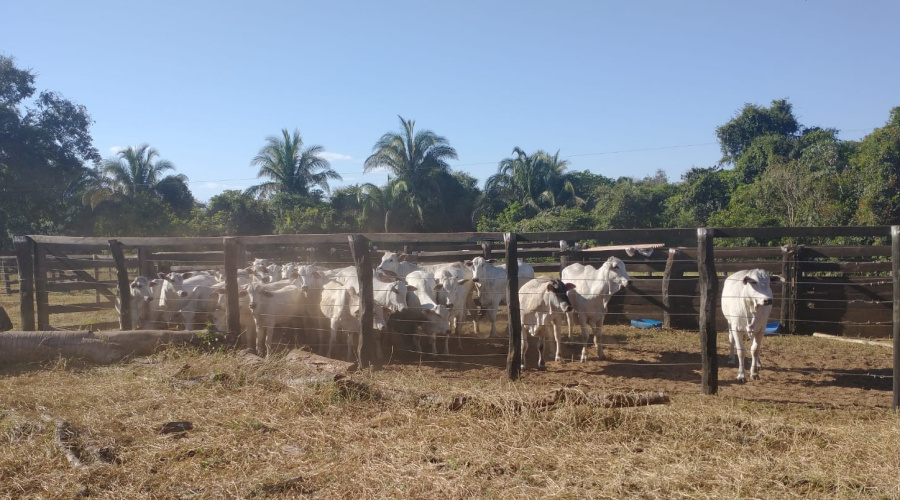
[7,226,900,408]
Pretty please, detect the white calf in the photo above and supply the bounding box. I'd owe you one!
[561,257,633,361]
[722,269,782,382]
[519,276,575,370]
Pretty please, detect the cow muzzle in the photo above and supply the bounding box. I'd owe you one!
[762,298,772,306]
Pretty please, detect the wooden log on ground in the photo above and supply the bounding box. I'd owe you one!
[812,332,893,347]
[0,330,206,364]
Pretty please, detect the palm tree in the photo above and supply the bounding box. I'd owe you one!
[484,147,582,213]
[244,129,341,200]
[83,144,188,208]
[358,177,421,232]
[363,116,458,209]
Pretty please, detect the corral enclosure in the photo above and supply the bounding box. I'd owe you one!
[9,226,897,337]
[5,226,900,403]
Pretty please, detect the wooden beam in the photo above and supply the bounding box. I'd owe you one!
[13,236,35,331]
[697,228,718,395]
[505,232,522,381]
[108,240,132,330]
[711,226,891,239]
[892,226,899,410]
[349,235,376,369]
[223,238,242,338]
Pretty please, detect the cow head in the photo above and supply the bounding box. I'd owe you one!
[465,257,497,283]
[376,251,409,276]
[740,269,782,307]
[602,256,633,292]
[544,277,575,313]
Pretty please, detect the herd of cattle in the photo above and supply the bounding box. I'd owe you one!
[120,251,780,381]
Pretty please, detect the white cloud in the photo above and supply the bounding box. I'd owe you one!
[109,146,128,154]
[320,151,352,162]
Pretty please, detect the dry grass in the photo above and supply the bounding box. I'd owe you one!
[1,336,899,500]
[2,288,900,498]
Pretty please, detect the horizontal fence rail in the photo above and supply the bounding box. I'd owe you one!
[9,226,900,407]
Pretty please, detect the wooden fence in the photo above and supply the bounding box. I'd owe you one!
[10,226,900,407]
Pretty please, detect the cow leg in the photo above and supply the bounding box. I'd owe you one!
[326,322,338,359]
[750,331,763,380]
[733,331,748,383]
[347,330,359,362]
[727,328,737,366]
[520,326,530,370]
[487,304,499,338]
[566,311,575,338]
[552,320,564,362]
[578,316,593,362]
[536,327,547,371]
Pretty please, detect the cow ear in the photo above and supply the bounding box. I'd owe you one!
[566,283,577,290]
[433,284,443,291]
[149,281,157,288]
[215,288,226,295]
[487,259,497,264]
[458,279,469,285]
[261,289,274,298]
[743,276,756,285]
[398,253,409,262]
[770,275,783,283]
[238,290,248,297]
[182,272,192,279]
[546,283,556,292]
[464,260,473,267]
[158,272,167,280]
[406,285,418,292]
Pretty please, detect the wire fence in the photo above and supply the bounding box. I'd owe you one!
[5,240,897,398]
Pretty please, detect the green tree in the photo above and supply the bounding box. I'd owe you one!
[358,177,420,232]
[483,147,582,215]
[716,98,800,166]
[850,108,900,225]
[363,116,458,228]
[0,54,100,249]
[665,166,729,226]
[245,129,341,201]
[202,190,274,235]
[592,173,677,229]
[84,145,192,214]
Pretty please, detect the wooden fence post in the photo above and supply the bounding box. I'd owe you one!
[891,226,899,410]
[482,241,493,260]
[663,248,677,329]
[349,235,376,369]
[223,237,242,339]
[138,246,153,278]
[13,236,35,331]
[2,258,10,295]
[108,240,132,330]
[780,245,801,334]
[505,232,522,381]
[559,240,570,277]
[33,240,49,330]
[697,228,718,395]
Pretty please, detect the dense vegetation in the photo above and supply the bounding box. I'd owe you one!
[2,54,899,251]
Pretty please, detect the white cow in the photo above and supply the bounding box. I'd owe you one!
[241,283,305,357]
[561,257,633,361]
[404,270,453,355]
[376,251,421,279]
[465,257,507,338]
[519,276,575,370]
[722,269,782,383]
[433,263,471,343]
[319,279,362,360]
[117,276,156,330]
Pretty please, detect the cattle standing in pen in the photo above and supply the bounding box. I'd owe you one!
[519,276,575,370]
[561,257,633,361]
[721,269,782,383]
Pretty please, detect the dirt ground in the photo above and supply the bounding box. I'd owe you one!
[377,319,895,409]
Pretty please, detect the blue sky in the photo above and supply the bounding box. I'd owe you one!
[2,1,897,202]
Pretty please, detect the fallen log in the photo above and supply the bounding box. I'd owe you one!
[812,332,892,348]
[0,330,206,364]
